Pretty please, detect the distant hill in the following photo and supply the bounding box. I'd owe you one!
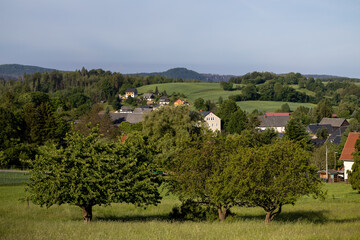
[0,64,57,80]
[133,67,234,82]
[304,74,344,79]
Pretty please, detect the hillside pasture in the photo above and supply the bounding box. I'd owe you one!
[137,82,242,103]
[1,179,360,240]
[236,101,316,113]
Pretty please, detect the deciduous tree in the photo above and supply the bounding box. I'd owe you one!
[26,129,162,222]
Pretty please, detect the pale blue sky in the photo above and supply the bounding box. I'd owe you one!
[1,0,359,77]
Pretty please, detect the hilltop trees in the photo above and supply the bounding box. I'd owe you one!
[27,129,162,222]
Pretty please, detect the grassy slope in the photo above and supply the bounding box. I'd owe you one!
[137,82,242,103]
[1,182,360,240]
[137,83,316,112]
[237,101,316,113]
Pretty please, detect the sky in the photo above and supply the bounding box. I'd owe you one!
[1,0,360,77]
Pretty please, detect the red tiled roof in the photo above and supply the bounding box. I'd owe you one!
[340,132,360,161]
[265,112,290,116]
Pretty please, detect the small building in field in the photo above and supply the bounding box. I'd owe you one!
[125,88,138,99]
[339,132,360,180]
[199,111,221,132]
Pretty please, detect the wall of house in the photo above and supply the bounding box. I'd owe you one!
[205,113,221,132]
[344,161,354,180]
[258,126,285,133]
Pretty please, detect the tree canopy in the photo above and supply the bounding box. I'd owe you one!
[26,129,162,222]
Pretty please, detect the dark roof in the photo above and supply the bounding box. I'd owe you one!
[328,126,348,145]
[307,124,333,135]
[126,88,138,93]
[319,118,349,128]
[109,112,146,124]
[258,115,290,127]
[143,93,154,98]
[159,96,170,102]
[109,112,128,124]
[340,132,360,161]
[133,107,152,114]
[311,138,326,147]
[329,135,342,145]
[199,111,211,117]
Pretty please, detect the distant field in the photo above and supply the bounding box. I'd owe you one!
[237,101,316,112]
[1,183,360,240]
[137,82,242,103]
[289,85,316,96]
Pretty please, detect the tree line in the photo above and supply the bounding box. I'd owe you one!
[26,106,324,224]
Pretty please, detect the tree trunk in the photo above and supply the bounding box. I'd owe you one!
[265,211,272,224]
[81,205,93,223]
[265,204,282,224]
[218,207,227,222]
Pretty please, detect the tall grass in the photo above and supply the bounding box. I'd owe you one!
[1,183,360,240]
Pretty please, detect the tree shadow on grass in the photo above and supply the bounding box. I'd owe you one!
[95,210,360,224]
[95,213,171,222]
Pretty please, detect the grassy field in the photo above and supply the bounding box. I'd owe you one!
[237,101,316,113]
[137,82,242,103]
[137,82,317,112]
[1,174,360,240]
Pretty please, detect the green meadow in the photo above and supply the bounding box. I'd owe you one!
[137,82,317,112]
[237,101,316,113]
[137,82,242,102]
[1,172,360,240]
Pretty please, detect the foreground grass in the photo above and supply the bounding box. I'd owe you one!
[1,183,360,240]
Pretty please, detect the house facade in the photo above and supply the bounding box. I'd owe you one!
[340,132,360,180]
[199,111,221,132]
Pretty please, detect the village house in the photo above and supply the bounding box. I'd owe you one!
[306,123,333,139]
[109,106,153,125]
[340,132,360,181]
[319,118,349,132]
[119,106,133,113]
[125,88,138,99]
[257,114,290,133]
[174,98,184,106]
[159,96,170,105]
[143,93,155,104]
[199,111,221,132]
